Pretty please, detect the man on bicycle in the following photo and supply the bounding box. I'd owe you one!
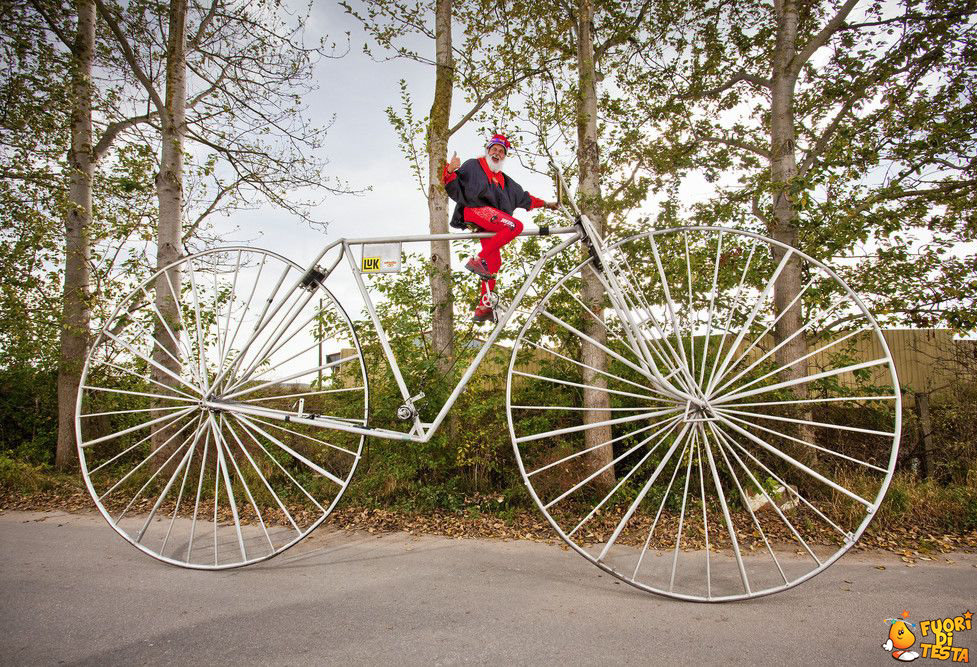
[443,133,559,323]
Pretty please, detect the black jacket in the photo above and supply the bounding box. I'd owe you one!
[443,157,540,229]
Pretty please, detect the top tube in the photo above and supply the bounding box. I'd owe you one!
[339,226,580,246]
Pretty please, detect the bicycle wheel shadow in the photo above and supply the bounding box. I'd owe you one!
[249,527,459,571]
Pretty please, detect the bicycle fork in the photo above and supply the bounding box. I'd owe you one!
[575,215,693,404]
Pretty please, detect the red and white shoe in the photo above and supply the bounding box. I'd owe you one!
[473,294,496,324]
[464,256,496,280]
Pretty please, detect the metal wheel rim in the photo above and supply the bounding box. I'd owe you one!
[506,226,901,601]
[76,247,369,569]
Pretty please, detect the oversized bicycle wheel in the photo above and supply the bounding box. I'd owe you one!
[507,226,900,601]
[77,247,368,569]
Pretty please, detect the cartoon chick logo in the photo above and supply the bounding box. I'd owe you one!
[884,610,921,662]
[884,610,974,663]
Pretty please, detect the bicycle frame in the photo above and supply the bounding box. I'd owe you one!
[204,196,687,444]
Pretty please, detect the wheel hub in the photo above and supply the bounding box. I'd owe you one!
[682,398,716,423]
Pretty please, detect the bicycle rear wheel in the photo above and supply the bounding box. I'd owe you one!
[506,227,900,601]
[77,247,368,569]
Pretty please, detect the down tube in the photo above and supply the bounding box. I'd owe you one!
[421,230,583,439]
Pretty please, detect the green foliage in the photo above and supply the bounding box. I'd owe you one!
[0,367,58,465]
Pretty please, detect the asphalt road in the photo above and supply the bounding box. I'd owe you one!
[1,510,974,665]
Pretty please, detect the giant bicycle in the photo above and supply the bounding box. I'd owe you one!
[76,170,901,601]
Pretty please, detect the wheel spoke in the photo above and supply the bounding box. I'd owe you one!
[711,420,849,541]
[543,416,682,510]
[101,361,200,402]
[718,406,895,438]
[81,406,197,449]
[527,414,680,478]
[515,407,680,445]
[696,427,710,598]
[520,339,664,395]
[715,409,889,472]
[700,424,750,595]
[101,329,203,397]
[711,421,788,585]
[598,422,693,562]
[714,326,873,398]
[568,418,683,537]
[704,242,757,395]
[668,431,696,592]
[713,358,891,405]
[232,414,328,513]
[221,354,359,401]
[186,426,211,563]
[245,414,358,457]
[708,422,822,564]
[239,386,365,404]
[214,251,266,387]
[512,370,671,404]
[223,417,302,535]
[135,420,208,542]
[208,415,247,562]
[538,309,660,384]
[87,412,197,476]
[631,435,692,579]
[706,248,795,396]
[217,414,275,552]
[160,432,198,555]
[81,384,199,404]
[697,230,724,387]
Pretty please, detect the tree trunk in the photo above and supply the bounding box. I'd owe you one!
[152,0,188,448]
[55,0,96,471]
[426,0,455,379]
[770,0,814,463]
[915,392,935,479]
[576,0,614,491]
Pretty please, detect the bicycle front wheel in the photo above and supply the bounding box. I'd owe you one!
[506,226,900,601]
[77,247,368,569]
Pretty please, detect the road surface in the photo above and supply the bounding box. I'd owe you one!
[1,510,974,665]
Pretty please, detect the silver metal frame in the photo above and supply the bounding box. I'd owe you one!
[199,165,692,445]
[200,224,600,444]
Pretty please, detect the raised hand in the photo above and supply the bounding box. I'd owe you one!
[447,151,461,173]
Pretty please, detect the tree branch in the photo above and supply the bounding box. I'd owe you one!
[594,0,653,60]
[182,176,243,242]
[608,158,642,201]
[698,133,770,159]
[789,0,860,78]
[94,0,165,112]
[188,0,219,50]
[448,62,557,136]
[28,0,74,51]
[93,112,158,160]
[688,71,771,99]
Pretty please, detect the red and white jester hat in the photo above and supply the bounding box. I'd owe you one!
[486,133,511,154]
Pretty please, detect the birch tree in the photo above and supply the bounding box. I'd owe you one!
[491,0,660,491]
[92,0,352,446]
[17,0,160,469]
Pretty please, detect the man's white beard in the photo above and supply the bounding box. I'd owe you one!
[485,150,505,173]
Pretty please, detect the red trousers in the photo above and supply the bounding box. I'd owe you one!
[463,206,524,307]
